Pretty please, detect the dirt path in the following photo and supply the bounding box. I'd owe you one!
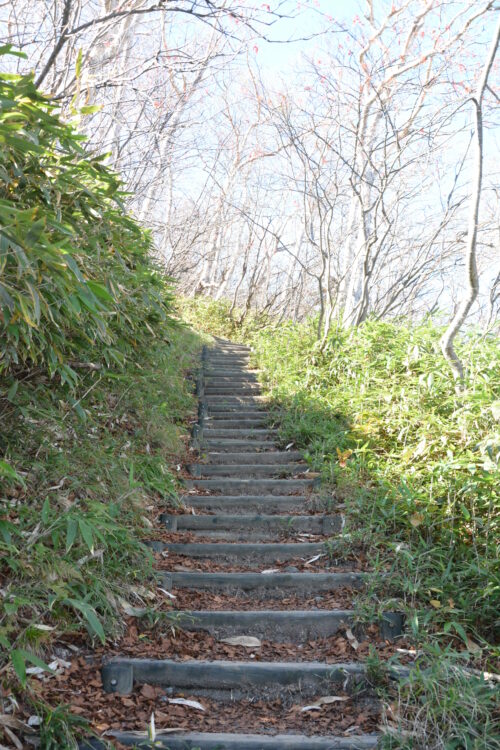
[86,340,405,749]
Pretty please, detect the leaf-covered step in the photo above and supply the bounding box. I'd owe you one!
[174,609,404,642]
[160,513,339,534]
[150,541,327,562]
[83,731,379,749]
[101,657,376,695]
[204,451,302,464]
[181,494,311,513]
[160,570,363,593]
[184,478,317,495]
[187,463,306,478]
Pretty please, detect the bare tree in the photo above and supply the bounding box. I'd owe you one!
[440,15,500,381]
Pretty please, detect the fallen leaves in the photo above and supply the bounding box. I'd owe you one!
[168,698,205,711]
[345,627,360,651]
[301,696,350,712]
[220,636,262,648]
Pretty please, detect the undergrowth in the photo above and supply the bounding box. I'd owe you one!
[0,48,204,746]
[185,301,500,749]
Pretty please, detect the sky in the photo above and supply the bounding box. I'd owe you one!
[257,0,358,72]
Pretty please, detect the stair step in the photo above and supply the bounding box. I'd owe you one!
[204,387,262,396]
[205,375,259,382]
[203,440,280,451]
[188,463,306,478]
[203,429,277,438]
[175,610,404,641]
[204,419,268,428]
[101,658,372,695]
[161,570,362,593]
[91,731,379,749]
[161,513,340,534]
[206,413,266,420]
[205,397,266,406]
[182,495,313,513]
[205,369,261,376]
[185,478,316,494]
[205,451,302,464]
[206,358,250,366]
[206,405,266,414]
[152,541,327,562]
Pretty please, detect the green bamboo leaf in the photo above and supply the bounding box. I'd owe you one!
[66,517,78,552]
[86,280,114,302]
[11,649,26,686]
[65,599,105,643]
[78,518,94,553]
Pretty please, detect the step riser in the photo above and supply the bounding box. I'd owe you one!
[204,388,262,396]
[162,571,363,592]
[203,396,265,412]
[203,441,279,451]
[182,496,312,513]
[205,412,268,419]
[205,452,301,464]
[161,514,340,534]
[205,362,251,367]
[155,542,326,562]
[188,464,306,478]
[205,412,267,419]
[185,479,315,495]
[205,376,260,383]
[176,610,404,642]
[204,420,268,428]
[93,732,379,749]
[205,370,260,376]
[101,658,370,696]
[202,434,277,442]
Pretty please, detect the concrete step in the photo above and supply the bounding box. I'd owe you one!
[205,396,266,406]
[101,657,375,696]
[152,541,327,562]
[188,463,306,478]
[175,609,404,642]
[205,375,259,383]
[202,428,278,439]
[205,410,268,419]
[92,731,379,749]
[206,358,250,366]
[205,451,302,464]
[161,570,363,593]
[204,387,262,395]
[205,370,261,378]
[206,404,266,413]
[184,478,316,495]
[181,495,311,513]
[203,440,280,451]
[161,513,340,534]
[203,419,268,428]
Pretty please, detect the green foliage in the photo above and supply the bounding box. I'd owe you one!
[0,48,204,744]
[1,328,200,677]
[381,648,500,749]
[36,703,91,750]
[179,295,270,342]
[248,317,500,748]
[249,318,500,641]
[0,47,173,384]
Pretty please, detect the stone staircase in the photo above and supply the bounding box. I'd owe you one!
[98,340,403,749]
